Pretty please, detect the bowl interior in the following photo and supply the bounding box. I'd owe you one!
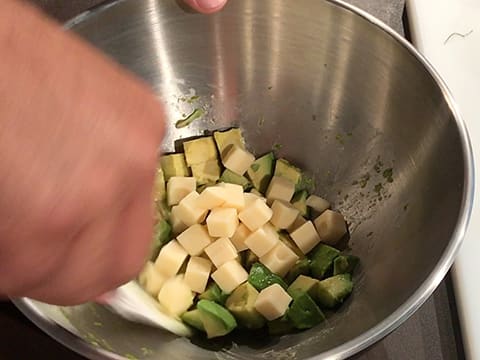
[18,0,470,359]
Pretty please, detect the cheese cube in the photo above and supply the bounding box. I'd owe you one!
[250,189,263,197]
[306,195,330,213]
[218,183,245,209]
[195,186,226,209]
[313,210,347,245]
[138,261,168,297]
[211,259,248,293]
[166,177,196,206]
[154,240,188,277]
[222,145,256,175]
[254,283,292,320]
[244,224,279,257]
[157,275,194,316]
[170,205,188,235]
[184,256,212,293]
[231,223,251,251]
[177,224,213,256]
[238,199,273,231]
[289,221,321,254]
[176,191,208,226]
[259,241,299,277]
[204,237,238,268]
[270,200,300,229]
[266,176,295,203]
[244,192,266,207]
[287,215,308,233]
[206,207,239,238]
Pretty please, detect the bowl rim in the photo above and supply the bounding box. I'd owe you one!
[14,0,475,359]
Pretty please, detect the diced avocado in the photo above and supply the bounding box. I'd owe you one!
[181,309,205,331]
[191,160,221,185]
[316,274,353,308]
[153,167,166,202]
[287,275,319,299]
[242,250,258,272]
[333,255,360,275]
[199,283,229,305]
[274,159,302,191]
[279,233,304,258]
[213,128,246,160]
[267,314,295,335]
[248,263,287,291]
[161,153,190,180]
[197,300,237,338]
[291,190,310,218]
[310,244,340,280]
[285,258,311,284]
[247,152,275,194]
[149,219,172,261]
[183,136,218,166]
[220,169,252,190]
[225,283,265,329]
[287,292,325,329]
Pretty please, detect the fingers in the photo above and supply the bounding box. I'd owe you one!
[183,0,227,14]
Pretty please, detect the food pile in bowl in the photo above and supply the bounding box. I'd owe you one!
[139,127,359,338]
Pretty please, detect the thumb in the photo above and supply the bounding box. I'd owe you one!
[183,0,227,14]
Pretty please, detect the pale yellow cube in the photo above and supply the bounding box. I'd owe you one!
[204,237,238,268]
[266,176,295,203]
[231,223,251,251]
[243,192,266,207]
[206,207,239,238]
[259,241,300,277]
[238,199,273,231]
[170,205,188,235]
[138,261,168,297]
[177,224,213,256]
[218,183,245,209]
[289,221,321,254]
[154,240,188,277]
[157,275,194,316]
[195,186,226,209]
[166,176,196,206]
[176,191,208,226]
[254,283,292,321]
[222,145,256,175]
[313,210,347,245]
[184,256,212,293]
[306,195,330,213]
[211,259,248,293]
[270,200,300,229]
[244,224,279,257]
[287,215,308,233]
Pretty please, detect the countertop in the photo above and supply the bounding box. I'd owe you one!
[0,1,464,359]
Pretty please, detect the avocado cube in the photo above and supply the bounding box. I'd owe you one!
[287,275,319,299]
[149,219,172,261]
[291,190,310,218]
[267,314,295,336]
[285,258,311,284]
[248,263,288,291]
[226,283,265,329]
[316,274,353,308]
[310,244,340,280]
[191,159,221,185]
[183,136,218,166]
[198,283,229,305]
[242,250,258,272]
[247,152,275,194]
[333,255,360,275]
[181,309,205,331]
[161,153,190,180]
[197,300,237,338]
[153,167,166,202]
[274,159,302,191]
[220,169,252,190]
[287,292,325,329]
[213,128,246,160]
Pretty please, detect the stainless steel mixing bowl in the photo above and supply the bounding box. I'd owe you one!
[14,0,473,359]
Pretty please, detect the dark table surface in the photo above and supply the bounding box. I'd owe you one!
[0,1,465,359]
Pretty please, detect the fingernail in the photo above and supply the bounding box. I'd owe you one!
[195,0,226,10]
[94,291,115,304]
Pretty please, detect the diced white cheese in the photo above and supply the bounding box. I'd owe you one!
[204,237,238,268]
[266,176,295,203]
[211,259,248,293]
[166,176,196,206]
[218,183,245,209]
[157,275,194,316]
[270,200,300,229]
[244,224,279,257]
[287,215,308,233]
[170,205,188,235]
[184,256,212,293]
[250,189,263,197]
[175,191,208,226]
[195,186,226,209]
[154,240,189,277]
[177,224,213,256]
[313,210,347,245]
[222,145,256,175]
[238,199,273,231]
[254,283,292,320]
[138,261,168,297]
[206,207,239,238]
[289,221,321,254]
[259,241,299,277]
[230,223,251,252]
[243,192,265,207]
[306,195,330,213]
